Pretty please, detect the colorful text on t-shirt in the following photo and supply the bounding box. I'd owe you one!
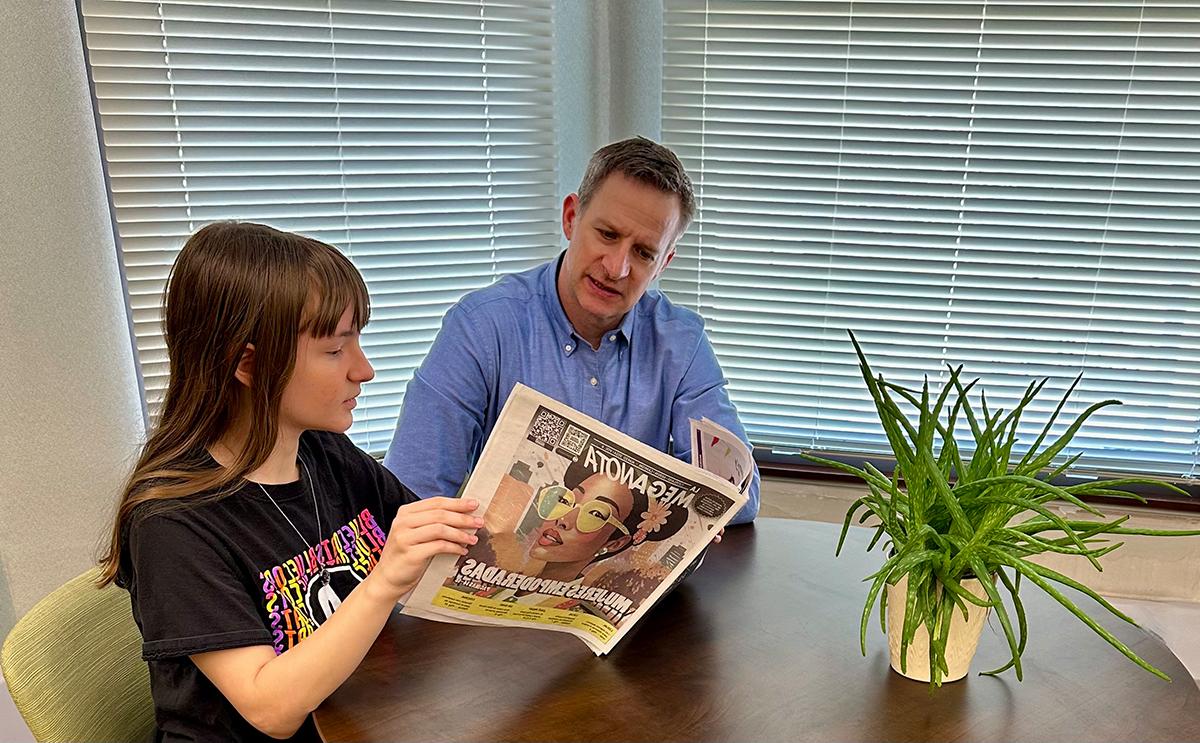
[258,507,388,653]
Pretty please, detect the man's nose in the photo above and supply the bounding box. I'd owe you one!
[601,245,631,280]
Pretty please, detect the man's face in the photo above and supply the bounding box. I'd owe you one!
[556,173,682,347]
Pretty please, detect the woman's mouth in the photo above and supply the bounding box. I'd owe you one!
[538,528,563,546]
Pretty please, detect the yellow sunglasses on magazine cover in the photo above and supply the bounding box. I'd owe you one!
[534,485,630,536]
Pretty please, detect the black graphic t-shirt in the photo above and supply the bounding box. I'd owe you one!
[119,431,418,742]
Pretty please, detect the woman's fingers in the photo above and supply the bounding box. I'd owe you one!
[392,508,482,533]
[407,540,474,561]
[375,500,486,596]
[393,522,479,548]
[398,496,479,514]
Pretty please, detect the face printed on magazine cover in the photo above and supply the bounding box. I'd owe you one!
[529,472,634,567]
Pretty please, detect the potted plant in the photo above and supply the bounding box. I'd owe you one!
[803,331,1197,688]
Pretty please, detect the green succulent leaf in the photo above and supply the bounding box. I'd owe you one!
[835,330,1196,690]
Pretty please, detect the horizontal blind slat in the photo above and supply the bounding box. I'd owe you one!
[663,0,1200,479]
[82,0,558,455]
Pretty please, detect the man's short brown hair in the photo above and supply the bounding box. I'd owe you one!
[576,136,695,236]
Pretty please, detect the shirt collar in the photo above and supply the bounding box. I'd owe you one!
[541,252,636,355]
[615,296,637,343]
[541,253,580,356]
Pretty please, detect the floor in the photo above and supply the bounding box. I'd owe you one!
[3,481,1198,740]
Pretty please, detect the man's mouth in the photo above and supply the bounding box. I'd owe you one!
[586,275,621,298]
[538,528,563,546]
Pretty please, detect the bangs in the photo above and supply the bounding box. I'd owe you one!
[300,242,371,337]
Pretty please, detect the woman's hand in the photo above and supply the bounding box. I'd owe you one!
[368,496,482,601]
[193,497,482,738]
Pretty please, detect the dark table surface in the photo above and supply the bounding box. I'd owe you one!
[315,517,1200,742]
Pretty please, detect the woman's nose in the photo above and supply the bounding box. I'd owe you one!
[352,348,375,382]
[557,506,580,531]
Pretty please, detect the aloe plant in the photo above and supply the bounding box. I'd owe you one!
[804,331,1198,688]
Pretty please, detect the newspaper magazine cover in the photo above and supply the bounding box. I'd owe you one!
[401,384,747,654]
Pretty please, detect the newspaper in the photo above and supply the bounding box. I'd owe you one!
[400,383,751,655]
[691,416,755,495]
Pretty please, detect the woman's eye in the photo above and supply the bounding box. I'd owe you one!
[558,494,572,506]
[588,508,606,520]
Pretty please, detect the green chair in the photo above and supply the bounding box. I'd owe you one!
[2,568,155,742]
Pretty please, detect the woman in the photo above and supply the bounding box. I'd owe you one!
[528,459,689,581]
[96,222,481,742]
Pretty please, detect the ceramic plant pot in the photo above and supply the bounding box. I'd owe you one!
[886,574,990,682]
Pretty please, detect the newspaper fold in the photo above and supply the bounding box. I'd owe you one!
[691,416,755,495]
[401,383,750,655]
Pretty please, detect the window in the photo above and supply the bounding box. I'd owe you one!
[80,0,558,453]
[663,0,1200,480]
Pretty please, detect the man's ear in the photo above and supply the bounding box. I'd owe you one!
[233,343,256,388]
[562,193,579,241]
[654,248,677,280]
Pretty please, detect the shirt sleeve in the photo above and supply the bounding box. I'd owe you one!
[384,303,492,500]
[366,446,420,518]
[127,512,272,660]
[670,329,761,525]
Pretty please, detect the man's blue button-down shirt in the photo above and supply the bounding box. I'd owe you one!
[384,255,760,525]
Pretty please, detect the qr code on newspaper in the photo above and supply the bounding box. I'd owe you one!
[557,424,590,457]
[528,408,566,449]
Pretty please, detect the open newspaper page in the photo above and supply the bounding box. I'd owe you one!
[401,383,748,655]
[690,417,754,495]
[674,416,756,579]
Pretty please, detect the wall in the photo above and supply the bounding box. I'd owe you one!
[555,0,664,199]
[0,0,145,643]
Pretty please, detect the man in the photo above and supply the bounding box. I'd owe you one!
[385,136,759,525]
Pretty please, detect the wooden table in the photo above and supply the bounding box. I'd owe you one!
[315,518,1200,742]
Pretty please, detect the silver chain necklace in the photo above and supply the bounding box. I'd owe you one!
[255,458,329,587]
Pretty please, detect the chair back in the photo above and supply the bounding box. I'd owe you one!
[2,568,154,742]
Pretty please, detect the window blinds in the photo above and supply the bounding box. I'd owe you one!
[662,0,1200,478]
[80,0,558,454]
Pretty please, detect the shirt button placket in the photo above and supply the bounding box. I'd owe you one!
[585,349,602,417]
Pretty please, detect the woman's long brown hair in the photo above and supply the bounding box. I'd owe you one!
[96,221,369,587]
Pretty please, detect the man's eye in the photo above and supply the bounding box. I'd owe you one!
[328,348,343,356]
[599,229,617,240]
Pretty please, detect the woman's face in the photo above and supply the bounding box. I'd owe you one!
[278,306,374,438]
[529,473,635,565]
